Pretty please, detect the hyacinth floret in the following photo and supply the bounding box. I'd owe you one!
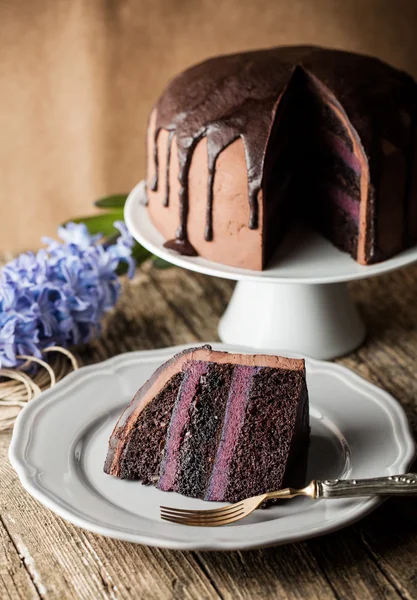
[0,222,135,367]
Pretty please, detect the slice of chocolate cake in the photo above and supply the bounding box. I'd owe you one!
[104,346,309,502]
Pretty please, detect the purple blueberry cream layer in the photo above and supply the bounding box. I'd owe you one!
[104,345,310,502]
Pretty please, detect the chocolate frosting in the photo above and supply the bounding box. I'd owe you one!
[151,46,417,254]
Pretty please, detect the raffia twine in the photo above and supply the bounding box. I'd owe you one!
[0,347,79,430]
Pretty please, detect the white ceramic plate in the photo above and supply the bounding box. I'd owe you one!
[125,181,417,284]
[9,344,415,551]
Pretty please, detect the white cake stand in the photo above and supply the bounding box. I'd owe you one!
[125,181,417,359]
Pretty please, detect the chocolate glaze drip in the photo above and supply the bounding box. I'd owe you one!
[150,129,160,192]
[164,130,175,206]
[151,46,417,255]
[176,134,204,241]
[205,128,240,241]
[164,237,198,256]
[205,155,215,242]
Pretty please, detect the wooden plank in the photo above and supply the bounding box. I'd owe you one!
[196,544,338,600]
[145,263,234,343]
[74,534,220,600]
[356,497,417,600]
[307,528,402,600]
[0,517,40,600]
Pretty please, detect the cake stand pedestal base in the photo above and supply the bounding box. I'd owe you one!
[218,281,366,360]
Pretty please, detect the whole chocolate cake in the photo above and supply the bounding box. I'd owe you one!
[104,346,309,502]
[145,46,417,269]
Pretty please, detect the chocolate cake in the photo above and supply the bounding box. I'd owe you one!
[104,346,309,502]
[145,46,417,269]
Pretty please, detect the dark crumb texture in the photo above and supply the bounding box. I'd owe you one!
[176,363,234,498]
[225,367,308,502]
[118,372,183,481]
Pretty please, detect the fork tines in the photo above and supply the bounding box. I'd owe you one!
[160,502,245,526]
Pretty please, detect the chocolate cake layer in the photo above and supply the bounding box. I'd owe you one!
[117,372,183,481]
[146,45,417,268]
[176,363,234,498]
[158,361,209,491]
[223,367,309,502]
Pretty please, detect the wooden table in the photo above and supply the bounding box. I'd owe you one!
[0,260,416,599]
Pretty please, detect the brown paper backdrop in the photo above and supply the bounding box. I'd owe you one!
[1,0,416,252]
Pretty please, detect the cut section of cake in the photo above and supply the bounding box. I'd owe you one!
[104,346,310,502]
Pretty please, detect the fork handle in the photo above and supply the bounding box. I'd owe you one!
[316,473,417,498]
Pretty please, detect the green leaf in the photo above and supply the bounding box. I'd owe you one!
[94,194,128,209]
[132,242,151,264]
[152,257,173,269]
[69,212,125,237]
[116,242,151,276]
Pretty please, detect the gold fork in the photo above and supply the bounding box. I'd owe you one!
[160,473,417,526]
